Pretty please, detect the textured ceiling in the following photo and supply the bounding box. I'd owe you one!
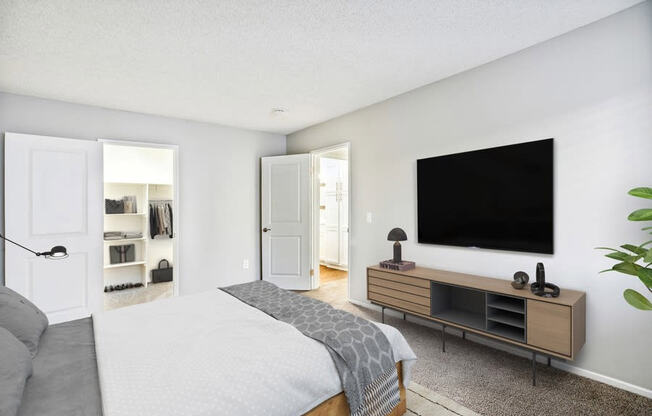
[0,0,642,134]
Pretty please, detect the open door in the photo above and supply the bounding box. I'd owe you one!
[261,154,312,290]
[5,133,103,323]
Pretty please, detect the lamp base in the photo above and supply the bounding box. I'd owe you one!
[379,260,415,271]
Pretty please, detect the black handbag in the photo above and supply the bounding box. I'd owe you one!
[109,244,135,264]
[105,199,125,214]
[151,259,173,283]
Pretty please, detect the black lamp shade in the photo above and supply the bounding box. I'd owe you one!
[387,228,407,241]
[45,246,68,259]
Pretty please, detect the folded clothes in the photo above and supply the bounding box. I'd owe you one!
[104,231,143,240]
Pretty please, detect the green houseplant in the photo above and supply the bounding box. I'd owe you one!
[597,187,652,310]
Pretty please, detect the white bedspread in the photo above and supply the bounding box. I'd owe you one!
[93,290,416,416]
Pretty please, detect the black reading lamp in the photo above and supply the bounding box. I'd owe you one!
[387,228,408,263]
[0,233,68,259]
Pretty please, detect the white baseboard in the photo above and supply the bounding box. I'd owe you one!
[320,262,348,271]
[347,297,652,399]
[552,361,651,399]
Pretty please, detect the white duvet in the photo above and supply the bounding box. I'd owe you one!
[93,290,416,416]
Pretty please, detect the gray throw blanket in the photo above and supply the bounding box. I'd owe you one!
[221,280,400,416]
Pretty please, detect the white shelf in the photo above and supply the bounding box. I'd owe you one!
[104,261,146,269]
[104,237,146,243]
[104,213,146,216]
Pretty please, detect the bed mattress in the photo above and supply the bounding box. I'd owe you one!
[93,290,416,416]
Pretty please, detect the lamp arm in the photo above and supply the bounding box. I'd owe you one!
[0,233,42,256]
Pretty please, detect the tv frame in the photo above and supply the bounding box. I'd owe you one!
[416,138,554,255]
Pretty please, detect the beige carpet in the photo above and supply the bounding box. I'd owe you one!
[302,279,652,416]
[103,281,173,311]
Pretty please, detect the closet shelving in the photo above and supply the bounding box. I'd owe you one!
[103,182,174,289]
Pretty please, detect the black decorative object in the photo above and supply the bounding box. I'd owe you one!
[387,228,408,263]
[530,262,560,298]
[151,259,173,283]
[512,271,529,289]
[109,244,135,264]
[105,199,124,214]
[0,233,68,259]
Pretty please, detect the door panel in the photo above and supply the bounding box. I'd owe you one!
[261,154,311,290]
[5,133,102,323]
[31,150,88,235]
[527,300,572,356]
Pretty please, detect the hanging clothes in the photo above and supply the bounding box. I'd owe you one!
[149,201,173,238]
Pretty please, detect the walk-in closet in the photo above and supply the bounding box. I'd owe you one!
[102,142,178,310]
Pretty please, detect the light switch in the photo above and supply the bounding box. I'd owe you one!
[242,259,250,269]
[366,212,373,223]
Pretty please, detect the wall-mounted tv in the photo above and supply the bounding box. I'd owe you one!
[417,138,553,254]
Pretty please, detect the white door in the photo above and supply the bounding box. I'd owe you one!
[261,154,311,290]
[5,133,103,323]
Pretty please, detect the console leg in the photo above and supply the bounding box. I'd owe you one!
[547,356,551,367]
[381,306,385,323]
[403,313,406,320]
[442,324,446,353]
[532,352,537,386]
[462,330,466,340]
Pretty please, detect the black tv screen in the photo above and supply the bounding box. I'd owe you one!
[417,139,553,254]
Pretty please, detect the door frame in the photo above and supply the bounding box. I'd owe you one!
[99,139,180,297]
[310,142,351,298]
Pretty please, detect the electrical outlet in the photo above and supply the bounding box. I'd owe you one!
[242,259,249,269]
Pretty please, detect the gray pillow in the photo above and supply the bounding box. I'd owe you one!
[0,327,33,416]
[0,286,49,357]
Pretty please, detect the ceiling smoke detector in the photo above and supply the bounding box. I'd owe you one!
[270,108,288,118]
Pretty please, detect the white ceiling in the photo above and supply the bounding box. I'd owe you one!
[0,0,642,135]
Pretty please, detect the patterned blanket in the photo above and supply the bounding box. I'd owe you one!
[221,280,400,416]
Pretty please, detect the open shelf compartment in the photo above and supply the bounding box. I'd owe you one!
[430,282,486,331]
[486,293,526,342]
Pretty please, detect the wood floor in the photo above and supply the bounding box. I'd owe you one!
[319,265,347,284]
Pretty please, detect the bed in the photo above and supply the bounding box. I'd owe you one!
[9,286,415,416]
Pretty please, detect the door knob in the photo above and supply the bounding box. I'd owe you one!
[262,227,271,232]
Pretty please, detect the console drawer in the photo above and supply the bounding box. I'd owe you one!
[368,292,430,316]
[368,269,430,288]
[368,276,430,298]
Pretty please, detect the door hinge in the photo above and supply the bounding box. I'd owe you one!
[310,269,314,277]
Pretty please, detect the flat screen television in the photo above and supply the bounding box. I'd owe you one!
[417,138,553,254]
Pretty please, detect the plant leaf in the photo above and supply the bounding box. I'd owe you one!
[604,252,627,261]
[636,268,652,289]
[623,289,652,310]
[621,244,647,255]
[628,209,652,221]
[612,262,640,276]
[628,187,652,200]
[645,248,652,264]
[595,247,620,251]
[642,226,652,231]
[605,252,641,263]
[639,240,652,248]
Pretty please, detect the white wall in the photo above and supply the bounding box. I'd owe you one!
[103,144,174,185]
[0,92,286,294]
[288,3,652,393]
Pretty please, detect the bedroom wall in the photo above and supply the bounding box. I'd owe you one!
[0,92,286,293]
[287,2,652,394]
